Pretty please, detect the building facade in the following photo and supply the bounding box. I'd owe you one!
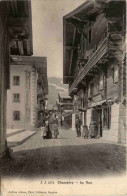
[0,0,33,155]
[7,56,48,130]
[37,58,48,127]
[63,0,126,143]
[57,92,73,112]
[57,92,73,129]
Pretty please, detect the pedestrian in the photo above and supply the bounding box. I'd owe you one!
[81,124,84,137]
[83,125,89,139]
[75,116,82,137]
[75,116,79,137]
[58,113,61,127]
[41,122,47,140]
[49,112,55,138]
[89,121,98,138]
[46,116,52,139]
[53,115,59,139]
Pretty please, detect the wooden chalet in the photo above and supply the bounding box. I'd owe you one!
[63,0,126,143]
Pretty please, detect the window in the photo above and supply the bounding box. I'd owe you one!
[13,76,20,86]
[88,84,91,98]
[88,83,93,98]
[99,75,104,90]
[10,40,19,55]
[13,94,20,102]
[114,65,118,83]
[93,80,99,95]
[13,111,20,121]
[103,107,111,129]
[112,68,115,83]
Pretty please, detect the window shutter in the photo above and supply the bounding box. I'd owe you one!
[99,75,104,90]
[114,65,118,83]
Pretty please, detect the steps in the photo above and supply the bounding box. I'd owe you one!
[7,129,37,147]
[7,129,25,137]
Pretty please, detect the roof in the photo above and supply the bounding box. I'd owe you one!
[8,0,33,55]
[63,0,96,84]
[63,0,94,19]
[11,55,48,95]
[58,92,72,99]
[11,55,47,66]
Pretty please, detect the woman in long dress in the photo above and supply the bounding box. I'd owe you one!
[49,113,55,138]
[53,116,59,139]
[41,122,48,139]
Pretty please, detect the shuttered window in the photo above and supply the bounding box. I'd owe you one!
[13,76,20,86]
[99,75,104,90]
[13,111,20,121]
[13,94,20,102]
[114,65,118,83]
[112,65,118,83]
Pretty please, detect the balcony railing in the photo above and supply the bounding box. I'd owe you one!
[69,37,108,94]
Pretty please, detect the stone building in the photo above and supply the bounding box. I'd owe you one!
[63,0,126,143]
[0,0,33,156]
[7,56,48,130]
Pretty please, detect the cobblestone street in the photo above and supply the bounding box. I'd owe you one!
[2,127,126,179]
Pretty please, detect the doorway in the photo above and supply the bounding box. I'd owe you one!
[92,108,103,137]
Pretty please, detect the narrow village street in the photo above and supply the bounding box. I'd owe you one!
[0,1,126,196]
[2,127,126,179]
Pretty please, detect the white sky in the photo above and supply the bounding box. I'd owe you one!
[31,0,85,78]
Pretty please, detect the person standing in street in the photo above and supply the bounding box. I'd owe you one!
[75,116,82,137]
[49,112,56,138]
[46,116,52,139]
[41,122,47,140]
[53,115,59,139]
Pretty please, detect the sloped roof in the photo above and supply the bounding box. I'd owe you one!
[58,92,72,99]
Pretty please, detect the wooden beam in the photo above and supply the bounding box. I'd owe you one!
[81,80,86,87]
[64,76,74,78]
[66,17,87,39]
[65,46,78,50]
[69,27,76,75]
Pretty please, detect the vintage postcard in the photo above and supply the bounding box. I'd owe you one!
[0,0,126,195]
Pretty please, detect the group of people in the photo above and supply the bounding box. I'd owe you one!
[41,112,59,140]
[75,116,98,139]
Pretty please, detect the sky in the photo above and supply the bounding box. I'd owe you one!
[31,0,85,78]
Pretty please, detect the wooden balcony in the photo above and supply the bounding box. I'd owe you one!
[69,37,108,95]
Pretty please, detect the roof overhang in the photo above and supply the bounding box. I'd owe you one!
[8,0,33,55]
[63,0,97,84]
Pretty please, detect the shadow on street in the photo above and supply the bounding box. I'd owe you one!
[1,142,126,179]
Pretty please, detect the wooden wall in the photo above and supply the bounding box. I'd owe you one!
[107,64,118,100]
[0,2,10,155]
